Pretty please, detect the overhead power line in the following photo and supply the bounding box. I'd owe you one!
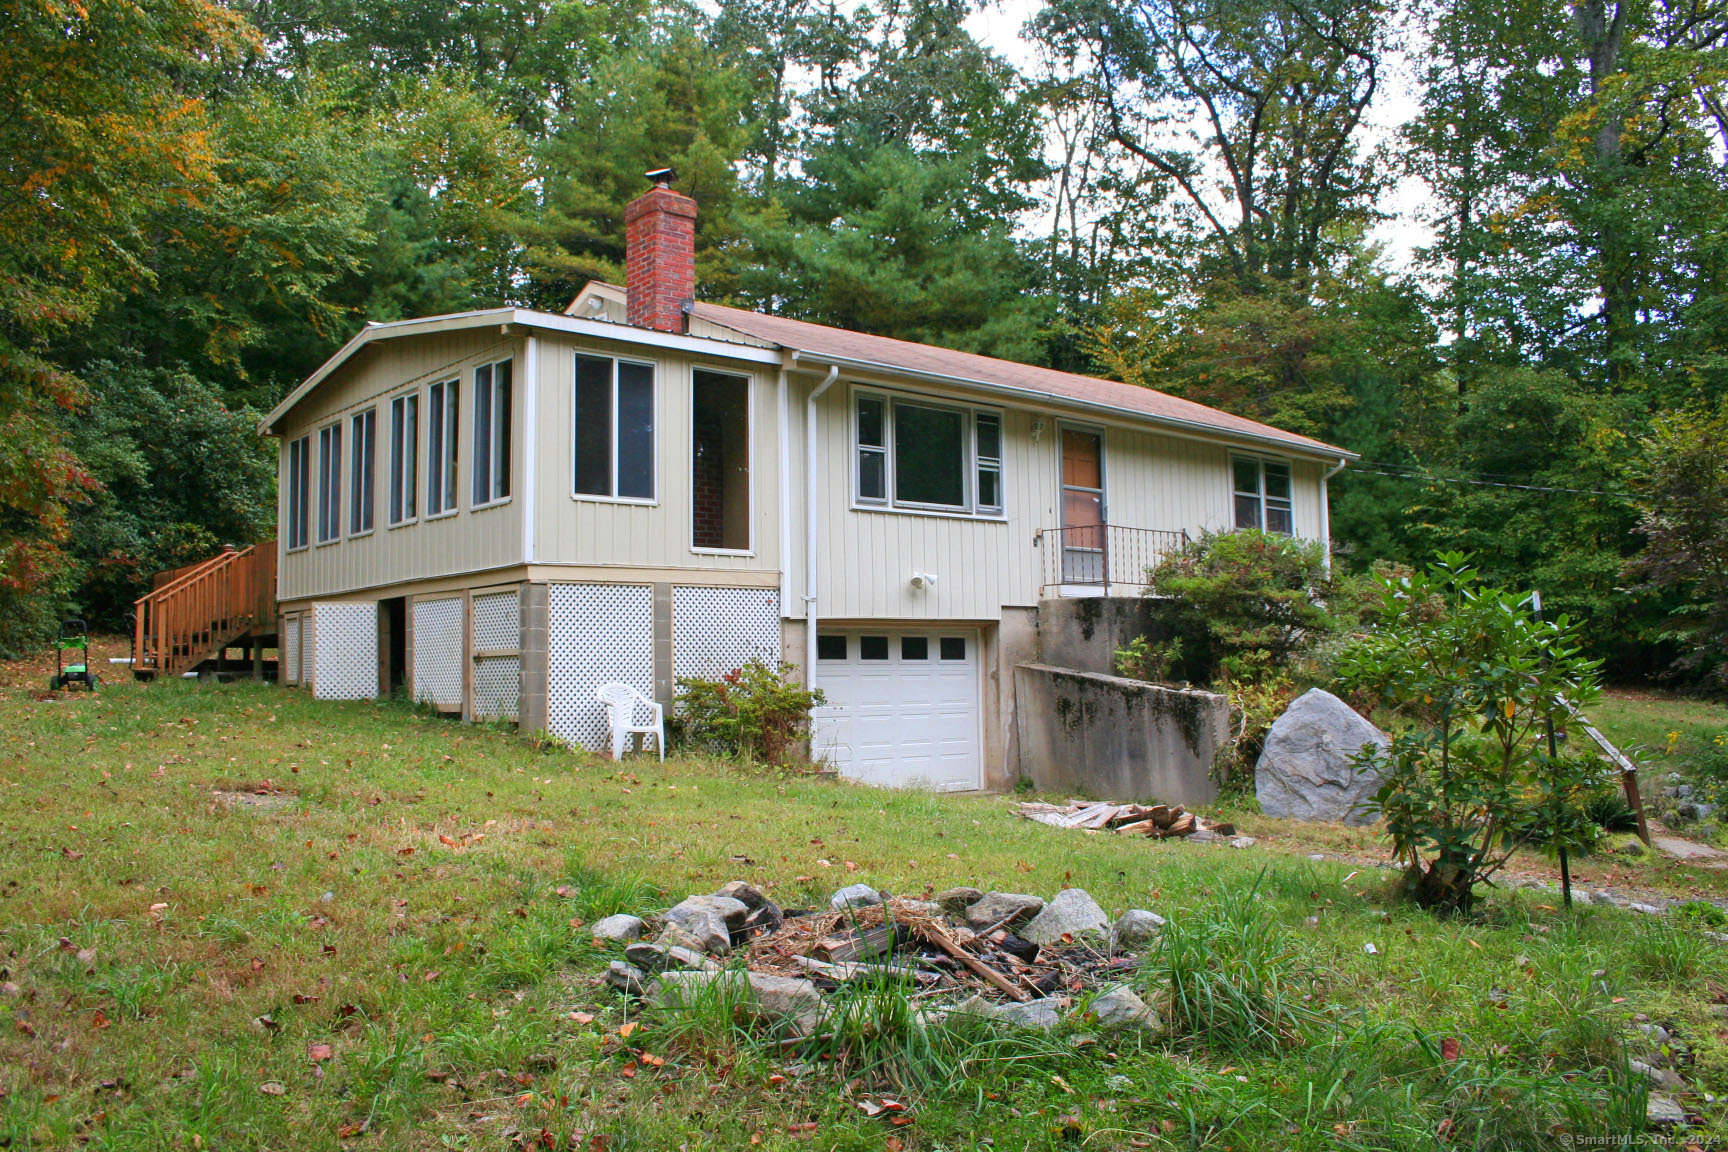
[1345,461,1632,499]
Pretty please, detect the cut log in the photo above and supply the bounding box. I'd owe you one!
[1112,819,1157,835]
[812,924,900,963]
[1157,813,1197,838]
[1147,805,1174,828]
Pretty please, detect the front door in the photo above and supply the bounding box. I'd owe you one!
[1061,428,1106,584]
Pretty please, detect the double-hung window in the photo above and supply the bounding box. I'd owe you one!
[316,423,342,544]
[472,359,512,506]
[854,390,1004,516]
[1233,456,1293,535]
[389,393,418,525]
[349,407,376,535]
[286,435,311,550]
[427,378,459,516]
[574,353,655,501]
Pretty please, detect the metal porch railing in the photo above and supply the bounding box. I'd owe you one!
[1035,525,1189,597]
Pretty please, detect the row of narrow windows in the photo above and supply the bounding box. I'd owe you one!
[284,356,753,553]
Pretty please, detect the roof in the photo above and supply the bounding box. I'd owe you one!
[687,300,1350,459]
[265,294,1353,462]
[258,307,781,434]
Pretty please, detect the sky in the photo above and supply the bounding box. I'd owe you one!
[961,0,1438,270]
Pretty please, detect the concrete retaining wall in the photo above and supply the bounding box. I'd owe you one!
[1013,663,1227,806]
[1036,596,1180,676]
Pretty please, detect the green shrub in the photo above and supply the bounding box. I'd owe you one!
[1336,555,1611,912]
[1145,528,1349,686]
[673,659,825,767]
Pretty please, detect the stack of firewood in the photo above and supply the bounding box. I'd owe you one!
[1014,800,1234,839]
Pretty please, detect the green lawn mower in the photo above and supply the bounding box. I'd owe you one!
[50,619,99,691]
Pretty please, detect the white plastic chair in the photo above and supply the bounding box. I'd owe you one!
[596,682,665,761]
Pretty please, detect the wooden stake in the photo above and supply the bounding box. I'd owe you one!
[917,923,1028,1002]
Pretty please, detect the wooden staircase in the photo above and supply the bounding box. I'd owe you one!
[133,542,277,680]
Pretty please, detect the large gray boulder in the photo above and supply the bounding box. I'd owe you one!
[1255,689,1388,826]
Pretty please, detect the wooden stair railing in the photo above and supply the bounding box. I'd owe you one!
[133,542,277,679]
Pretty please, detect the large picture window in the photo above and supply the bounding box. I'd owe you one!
[1233,456,1293,535]
[349,407,376,535]
[317,423,342,543]
[853,390,1004,516]
[574,353,654,500]
[286,435,310,551]
[389,393,418,525]
[472,359,512,506]
[427,378,459,516]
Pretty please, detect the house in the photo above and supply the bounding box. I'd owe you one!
[231,171,1353,791]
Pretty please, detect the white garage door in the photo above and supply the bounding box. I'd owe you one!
[812,629,981,791]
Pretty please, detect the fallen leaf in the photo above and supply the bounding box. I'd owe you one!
[90,1010,110,1030]
[617,1021,639,1039]
[309,1043,334,1061]
[1441,1037,1460,1062]
[422,971,440,982]
[570,1012,595,1025]
[258,1081,286,1096]
[337,1121,365,1138]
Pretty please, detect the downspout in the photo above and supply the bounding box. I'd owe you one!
[804,363,840,678]
[1319,457,1347,569]
[776,365,792,623]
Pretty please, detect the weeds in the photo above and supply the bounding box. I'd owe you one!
[1628,917,1713,983]
[1149,879,1326,1053]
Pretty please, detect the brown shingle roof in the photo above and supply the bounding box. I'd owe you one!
[686,301,1351,459]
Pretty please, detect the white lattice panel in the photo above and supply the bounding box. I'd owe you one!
[313,601,379,700]
[472,590,520,651]
[282,615,302,686]
[547,583,653,750]
[672,587,782,681]
[473,656,520,720]
[413,597,464,711]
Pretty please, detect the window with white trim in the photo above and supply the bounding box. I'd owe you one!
[317,423,342,543]
[472,358,512,506]
[574,353,654,500]
[853,390,1004,516]
[389,393,418,525]
[427,378,459,516]
[286,435,310,551]
[1233,456,1293,535]
[349,407,375,535]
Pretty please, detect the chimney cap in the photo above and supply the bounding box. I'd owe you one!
[644,167,677,188]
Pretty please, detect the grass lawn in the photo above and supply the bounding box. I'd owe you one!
[4,663,1728,1150]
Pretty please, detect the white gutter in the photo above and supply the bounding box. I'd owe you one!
[778,348,1356,464]
[803,362,840,679]
[521,333,539,564]
[776,364,792,618]
[1319,457,1348,568]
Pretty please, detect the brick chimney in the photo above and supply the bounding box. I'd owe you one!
[624,168,697,333]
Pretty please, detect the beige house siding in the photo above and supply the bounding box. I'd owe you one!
[277,329,526,602]
[794,376,1329,622]
[274,316,1334,620]
[528,332,782,577]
